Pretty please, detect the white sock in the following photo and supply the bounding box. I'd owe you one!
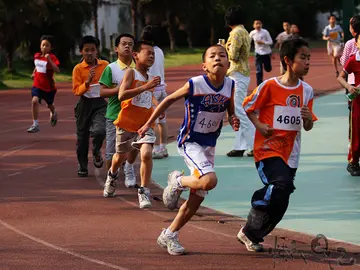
[154,145,160,152]
[125,160,133,168]
[33,120,39,126]
[160,143,166,150]
[165,228,177,238]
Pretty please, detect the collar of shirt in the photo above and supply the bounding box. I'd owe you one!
[80,58,107,68]
[230,24,245,34]
[117,59,135,69]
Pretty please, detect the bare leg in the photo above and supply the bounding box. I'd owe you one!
[139,143,153,187]
[31,96,40,121]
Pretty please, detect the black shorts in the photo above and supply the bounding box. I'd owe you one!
[31,87,56,105]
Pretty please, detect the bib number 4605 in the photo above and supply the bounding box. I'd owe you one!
[276,115,301,125]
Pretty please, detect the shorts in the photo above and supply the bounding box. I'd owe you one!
[105,118,116,161]
[327,42,343,58]
[153,85,167,124]
[115,127,156,154]
[178,142,216,197]
[31,87,56,105]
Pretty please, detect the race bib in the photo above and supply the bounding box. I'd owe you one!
[35,59,47,73]
[131,91,152,109]
[329,31,339,40]
[273,106,302,131]
[84,83,101,98]
[193,111,225,134]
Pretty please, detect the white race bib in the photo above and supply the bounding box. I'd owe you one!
[35,59,47,73]
[131,91,152,109]
[193,111,225,134]
[273,106,302,131]
[84,83,101,98]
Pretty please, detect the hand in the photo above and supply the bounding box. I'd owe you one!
[86,66,96,84]
[230,115,240,131]
[44,53,50,59]
[258,123,274,138]
[138,123,151,138]
[300,106,312,121]
[348,86,358,95]
[145,76,161,91]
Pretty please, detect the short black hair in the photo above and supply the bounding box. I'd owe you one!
[202,44,228,62]
[40,35,54,46]
[79,35,98,50]
[280,38,309,70]
[328,14,337,20]
[115,33,135,47]
[141,25,159,45]
[225,5,245,26]
[133,40,154,53]
[351,15,360,33]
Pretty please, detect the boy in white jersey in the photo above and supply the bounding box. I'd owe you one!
[322,15,344,77]
[103,41,160,209]
[138,45,240,255]
[99,34,138,187]
[239,38,317,252]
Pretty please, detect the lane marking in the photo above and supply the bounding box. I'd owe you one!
[8,172,22,177]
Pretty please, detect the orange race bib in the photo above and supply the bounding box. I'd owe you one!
[329,32,339,40]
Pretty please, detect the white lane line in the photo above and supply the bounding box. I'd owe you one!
[0,220,128,270]
[0,144,36,159]
[33,165,46,170]
[7,172,22,177]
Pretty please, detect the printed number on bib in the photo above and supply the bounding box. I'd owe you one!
[273,106,302,131]
[193,111,225,134]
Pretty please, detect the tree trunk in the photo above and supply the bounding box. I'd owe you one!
[185,27,193,49]
[5,41,14,73]
[209,24,215,45]
[132,0,139,39]
[166,11,176,52]
[92,0,99,39]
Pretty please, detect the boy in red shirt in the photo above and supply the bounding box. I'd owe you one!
[28,35,60,133]
[338,32,360,176]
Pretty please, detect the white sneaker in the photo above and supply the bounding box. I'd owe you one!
[237,227,263,252]
[124,162,136,188]
[138,187,152,209]
[103,170,118,197]
[157,229,186,256]
[161,148,169,158]
[152,151,164,159]
[163,170,184,210]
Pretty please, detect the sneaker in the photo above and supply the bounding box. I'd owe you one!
[244,150,254,157]
[27,124,40,133]
[138,187,152,208]
[157,229,186,256]
[103,170,118,197]
[226,150,245,157]
[237,227,263,252]
[50,112,57,127]
[347,163,360,176]
[77,168,88,177]
[161,148,169,158]
[93,154,104,168]
[163,170,184,210]
[152,151,164,159]
[124,162,136,188]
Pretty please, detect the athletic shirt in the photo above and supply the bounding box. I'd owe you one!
[33,52,60,92]
[113,68,154,132]
[177,75,234,147]
[243,78,318,168]
[322,24,343,44]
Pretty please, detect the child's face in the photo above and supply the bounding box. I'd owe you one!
[80,43,97,64]
[40,40,51,54]
[115,37,134,58]
[288,46,310,77]
[133,44,155,68]
[283,22,290,32]
[202,46,229,77]
[253,20,262,30]
[290,24,299,34]
[329,16,336,25]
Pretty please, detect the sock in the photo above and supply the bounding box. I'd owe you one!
[160,143,166,150]
[165,228,177,238]
[109,168,118,176]
[176,175,183,188]
[33,120,39,126]
[154,145,160,152]
[125,160,133,168]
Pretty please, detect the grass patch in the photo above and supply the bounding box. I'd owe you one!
[164,47,204,68]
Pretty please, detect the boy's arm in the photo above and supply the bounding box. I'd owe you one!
[264,30,273,46]
[99,65,119,98]
[72,66,90,96]
[338,71,356,94]
[118,69,160,101]
[45,54,60,73]
[227,31,241,62]
[227,82,239,131]
[138,82,190,136]
[31,67,36,79]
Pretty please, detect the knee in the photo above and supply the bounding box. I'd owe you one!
[31,97,39,105]
[199,173,217,191]
[91,128,106,138]
[140,146,152,162]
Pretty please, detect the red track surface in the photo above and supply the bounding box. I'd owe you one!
[1,49,359,269]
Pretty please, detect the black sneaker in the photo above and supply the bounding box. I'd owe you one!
[226,150,245,157]
[347,163,360,176]
[78,168,88,177]
[93,154,104,168]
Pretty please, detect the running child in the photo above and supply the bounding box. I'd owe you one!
[103,41,161,209]
[275,22,292,74]
[338,32,360,177]
[28,35,60,133]
[99,33,138,187]
[138,44,240,255]
[239,38,317,252]
[322,15,344,77]
[141,25,169,159]
[72,35,109,177]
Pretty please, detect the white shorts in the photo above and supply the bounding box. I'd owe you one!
[327,42,343,58]
[178,142,215,197]
[153,85,167,124]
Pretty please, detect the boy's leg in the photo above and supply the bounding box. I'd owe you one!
[105,118,116,171]
[255,54,263,86]
[263,54,272,74]
[239,157,296,251]
[153,87,168,159]
[90,104,106,168]
[28,87,41,133]
[44,91,57,127]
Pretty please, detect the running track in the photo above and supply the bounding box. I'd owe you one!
[1,49,359,269]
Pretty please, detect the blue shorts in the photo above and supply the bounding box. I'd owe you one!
[31,87,56,105]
